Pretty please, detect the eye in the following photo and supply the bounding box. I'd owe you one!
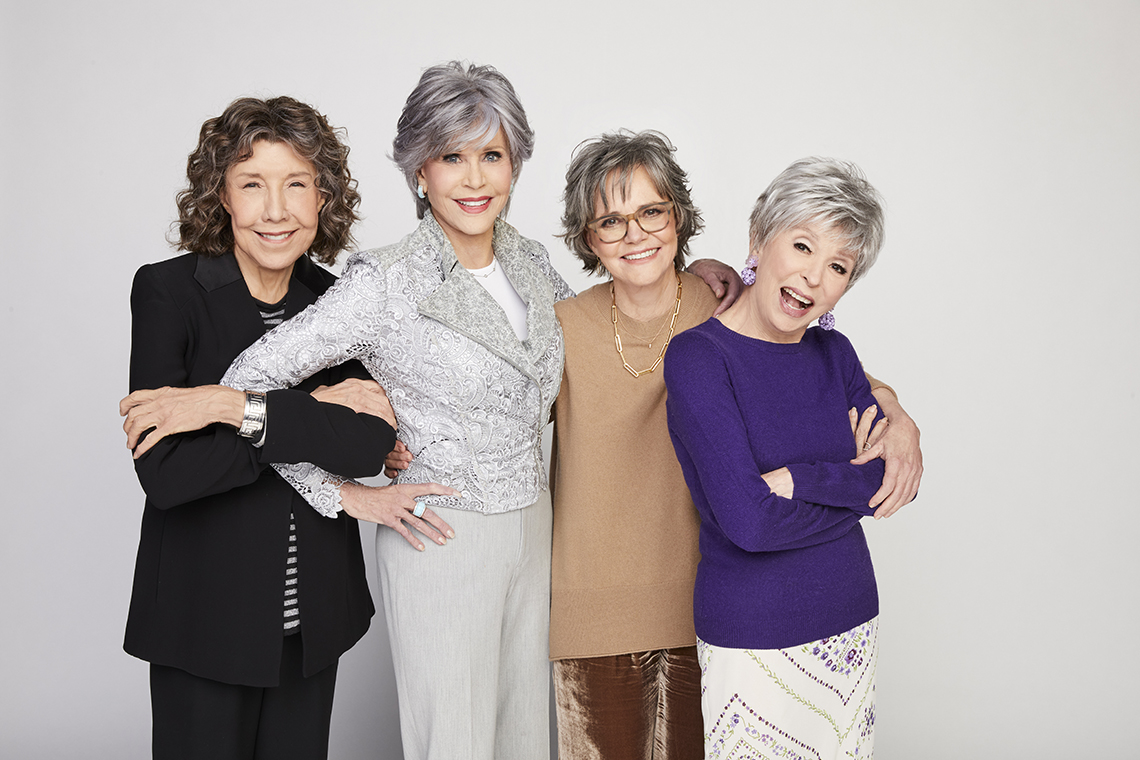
[794,242,811,253]
[484,150,503,162]
[641,206,663,219]
[289,180,308,188]
[830,262,849,276]
[597,216,622,230]
[441,153,461,164]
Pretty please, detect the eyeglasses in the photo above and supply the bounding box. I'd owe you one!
[585,202,675,243]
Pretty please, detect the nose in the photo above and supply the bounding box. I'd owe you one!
[263,184,287,222]
[624,216,648,242]
[803,256,826,287]
[464,159,485,188]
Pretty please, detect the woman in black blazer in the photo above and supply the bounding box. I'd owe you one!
[118,96,450,760]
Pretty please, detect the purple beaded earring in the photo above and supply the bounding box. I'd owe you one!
[818,311,835,331]
[740,256,757,286]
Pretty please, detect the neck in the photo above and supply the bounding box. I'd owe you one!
[718,288,805,344]
[236,258,293,303]
[612,270,680,322]
[449,232,495,270]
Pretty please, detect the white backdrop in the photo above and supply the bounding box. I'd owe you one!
[2,0,1137,757]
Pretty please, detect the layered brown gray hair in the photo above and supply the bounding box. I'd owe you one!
[392,61,535,219]
[559,130,704,275]
[174,96,361,265]
[749,157,885,288]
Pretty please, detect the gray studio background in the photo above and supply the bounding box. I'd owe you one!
[2,0,1137,757]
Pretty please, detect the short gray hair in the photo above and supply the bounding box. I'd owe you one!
[559,130,704,275]
[392,61,535,219]
[749,157,885,288]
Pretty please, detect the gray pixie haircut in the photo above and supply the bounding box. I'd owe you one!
[749,157,885,288]
[559,130,704,275]
[392,61,535,219]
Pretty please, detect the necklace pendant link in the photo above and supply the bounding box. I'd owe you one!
[610,277,684,380]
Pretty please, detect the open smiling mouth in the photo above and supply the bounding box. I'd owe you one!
[456,198,492,212]
[781,287,813,312]
[258,231,295,242]
[623,248,658,261]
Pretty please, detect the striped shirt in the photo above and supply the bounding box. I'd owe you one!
[256,296,300,635]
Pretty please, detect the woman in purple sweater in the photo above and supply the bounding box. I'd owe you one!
[664,157,896,759]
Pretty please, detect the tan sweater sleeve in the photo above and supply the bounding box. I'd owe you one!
[863,369,897,401]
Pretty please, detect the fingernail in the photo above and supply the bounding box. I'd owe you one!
[447,530,455,538]
[417,543,425,552]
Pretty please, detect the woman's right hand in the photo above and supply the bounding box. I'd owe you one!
[339,481,459,551]
[311,378,397,430]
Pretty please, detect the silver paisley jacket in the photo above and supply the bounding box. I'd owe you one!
[222,211,572,517]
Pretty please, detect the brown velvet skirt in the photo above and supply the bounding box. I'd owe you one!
[553,646,702,760]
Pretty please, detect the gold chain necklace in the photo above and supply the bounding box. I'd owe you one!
[616,307,671,348]
[611,277,683,378]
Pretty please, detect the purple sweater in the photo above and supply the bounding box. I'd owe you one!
[664,320,884,650]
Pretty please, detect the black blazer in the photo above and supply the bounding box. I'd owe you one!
[123,252,395,687]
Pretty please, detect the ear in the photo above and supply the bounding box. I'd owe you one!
[219,188,231,215]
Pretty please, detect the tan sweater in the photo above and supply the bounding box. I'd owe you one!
[550,272,720,660]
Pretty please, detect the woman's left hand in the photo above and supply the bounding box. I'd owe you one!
[761,467,794,498]
[340,481,459,551]
[850,393,922,518]
[687,258,744,315]
[120,385,246,458]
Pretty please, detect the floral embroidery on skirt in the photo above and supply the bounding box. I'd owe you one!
[698,617,877,759]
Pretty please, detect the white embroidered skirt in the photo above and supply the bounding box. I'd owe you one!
[698,617,878,759]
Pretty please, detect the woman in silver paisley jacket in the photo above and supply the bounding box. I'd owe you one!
[222,62,571,760]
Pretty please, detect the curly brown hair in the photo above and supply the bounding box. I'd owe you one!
[174,96,361,265]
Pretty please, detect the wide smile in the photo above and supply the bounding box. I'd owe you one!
[256,230,298,243]
[455,197,493,214]
[622,247,659,262]
[780,287,814,315]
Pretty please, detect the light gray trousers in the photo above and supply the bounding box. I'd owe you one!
[375,491,553,760]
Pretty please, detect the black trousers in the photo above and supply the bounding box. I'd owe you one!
[150,634,338,760]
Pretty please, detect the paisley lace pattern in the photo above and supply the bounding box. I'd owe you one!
[223,212,570,518]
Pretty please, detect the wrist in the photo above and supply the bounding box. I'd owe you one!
[217,386,249,428]
[871,387,904,419]
[236,390,267,439]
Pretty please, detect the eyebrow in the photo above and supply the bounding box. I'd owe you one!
[231,170,315,180]
[600,200,668,216]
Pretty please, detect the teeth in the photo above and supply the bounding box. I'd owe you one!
[457,199,489,207]
[783,288,812,307]
[260,232,291,241]
[624,249,657,261]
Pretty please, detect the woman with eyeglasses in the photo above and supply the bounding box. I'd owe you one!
[549,133,922,759]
